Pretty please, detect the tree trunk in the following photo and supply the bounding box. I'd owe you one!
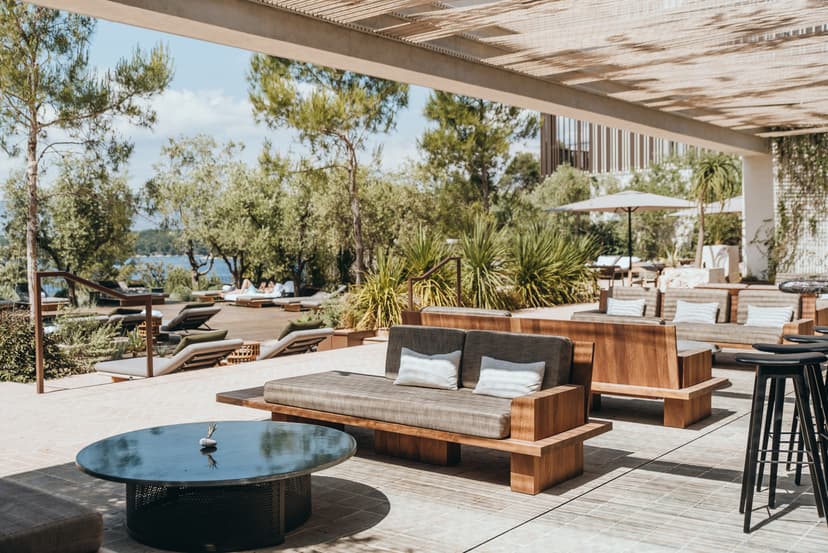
[694,205,706,268]
[25,130,39,320]
[347,145,365,284]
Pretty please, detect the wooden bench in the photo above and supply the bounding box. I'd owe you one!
[403,311,729,428]
[217,340,612,495]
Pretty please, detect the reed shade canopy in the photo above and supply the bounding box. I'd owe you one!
[260,0,828,137]
[549,190,695,277]
[671,196,744,217]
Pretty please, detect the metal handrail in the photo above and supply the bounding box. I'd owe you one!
[33,271,156,393]
[407,256,462,311]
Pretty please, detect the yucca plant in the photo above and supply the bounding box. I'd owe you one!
[399,226,456,308]
[460,217,513,310]
[510,223,600,307]
[352,252,407,330]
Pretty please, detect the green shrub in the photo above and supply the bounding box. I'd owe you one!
[51,313,121,371]
[169,285,193,302]
[351,253,406,330]
[0,311,77,383]
[308,296,347,329]
[164,266,192,293]
[399,226,456,308]
[460,217,513,310]
[509,223,599,308]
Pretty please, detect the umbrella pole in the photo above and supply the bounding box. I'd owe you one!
[627,208,633,286]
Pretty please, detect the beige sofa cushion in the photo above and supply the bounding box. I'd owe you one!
[673,322,783,345]
[736,290,801,323]
[570,311,664,325]
[662,289,730,323]
[264,371,512,438]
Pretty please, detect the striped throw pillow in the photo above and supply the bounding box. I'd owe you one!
[606,297,646,317]
[394,347,462,390]
[473,356,546,399]
[672,300,719,324]
[744,304,794,328]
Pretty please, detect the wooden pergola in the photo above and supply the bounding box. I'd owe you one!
[263,0,828,136]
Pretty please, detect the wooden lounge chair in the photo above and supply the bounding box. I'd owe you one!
[160,304,221,333]
[95,339,243,380]
[257,328,334,360]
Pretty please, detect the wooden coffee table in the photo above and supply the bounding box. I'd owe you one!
[76,421,356,552]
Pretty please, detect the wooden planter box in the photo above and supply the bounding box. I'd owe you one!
[316,329,376,351]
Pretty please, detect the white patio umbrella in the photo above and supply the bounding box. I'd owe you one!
[671,195,743,217]
[549,190,695,282]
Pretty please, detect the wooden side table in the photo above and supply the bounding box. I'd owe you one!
[137,317,162,342]
[226,341,261,364]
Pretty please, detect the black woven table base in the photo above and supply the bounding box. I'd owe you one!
[125,475,311,552]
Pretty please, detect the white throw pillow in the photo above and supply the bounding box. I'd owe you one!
[672,300,719,324]
[744,304,794,328]
[472,356,546,399]
[394,347,462,390]
[606,297,646,317]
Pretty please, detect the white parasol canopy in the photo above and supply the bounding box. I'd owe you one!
[550,190,695,280]
[671,196,743,217]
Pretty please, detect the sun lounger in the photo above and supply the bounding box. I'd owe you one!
[257,328,334,360]
[160,305,221,332]
[298,285,348,309]
[275,286,346,308]
[95,339,243,379]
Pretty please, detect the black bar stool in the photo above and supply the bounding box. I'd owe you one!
[751,343,828,492]
[816,326,828,335]
[735,351,828,533]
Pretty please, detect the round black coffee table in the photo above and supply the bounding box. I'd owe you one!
[76,421,356,552]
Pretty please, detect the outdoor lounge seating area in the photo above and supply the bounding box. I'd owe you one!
[219,324,611,494]
[572,286,821,348]
[5,332,828,551]
[5,0,828,551]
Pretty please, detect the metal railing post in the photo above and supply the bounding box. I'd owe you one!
[34,272,44,394]
[31,271,155,392]
[145,297,154,378]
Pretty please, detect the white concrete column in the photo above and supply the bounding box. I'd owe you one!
[742,154,774,279]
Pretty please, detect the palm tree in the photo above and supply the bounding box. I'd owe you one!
[690,154,740,267]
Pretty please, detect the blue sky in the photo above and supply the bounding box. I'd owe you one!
[0,17,538,221]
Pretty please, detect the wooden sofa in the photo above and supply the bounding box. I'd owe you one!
[660,288,813,348]
[217,325,611,495]
[403,310,729,428]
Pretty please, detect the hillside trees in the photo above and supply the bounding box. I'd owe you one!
[0,2,172,316]
[145,136,237,286]
[248,56,409,283]
[419,92,538,216]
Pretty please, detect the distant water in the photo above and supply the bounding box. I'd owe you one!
[128,255,233,285]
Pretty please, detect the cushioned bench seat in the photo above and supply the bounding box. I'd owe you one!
[264,370,512,438]
[673,322,784,345]
[0,480,102,553]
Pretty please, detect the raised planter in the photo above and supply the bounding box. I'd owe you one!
[316,329,376,351]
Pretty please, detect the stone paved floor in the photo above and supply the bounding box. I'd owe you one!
[2,342,828,552]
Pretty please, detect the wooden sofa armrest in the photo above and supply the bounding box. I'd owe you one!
[510,385,584,442]
[814,306,828,326]
[784,318,814,340]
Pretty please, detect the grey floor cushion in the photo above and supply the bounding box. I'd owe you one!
[0,479,103,553]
